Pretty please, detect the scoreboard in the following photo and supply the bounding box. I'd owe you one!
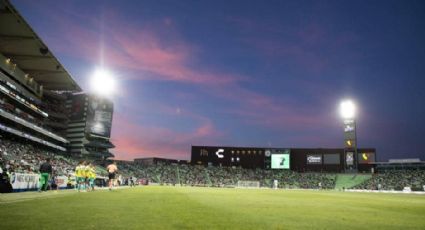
[191,146,266,168]
[271,153,290,169]
[191,146,292,169]
[86,96,114,138]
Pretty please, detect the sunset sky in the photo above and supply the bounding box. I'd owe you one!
[12,0,425,161]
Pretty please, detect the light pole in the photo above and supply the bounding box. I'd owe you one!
[340,100,358,172]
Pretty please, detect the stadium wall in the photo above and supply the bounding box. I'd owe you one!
[191,146,376,173]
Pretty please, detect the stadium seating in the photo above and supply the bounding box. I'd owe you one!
[2,138,424,192]
[352,170,425,191]
[116,161,337,189]
[0,138,79,176]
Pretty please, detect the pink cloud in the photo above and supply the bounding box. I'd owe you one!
[110,111,222,160]
[32,8,244,86]
[22,4,340,158]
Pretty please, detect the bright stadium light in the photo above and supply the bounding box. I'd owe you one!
[90,68,115,96]
[340,100,356,119]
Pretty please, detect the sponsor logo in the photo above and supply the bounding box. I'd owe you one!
[216,149,224,158]
[307,155,322,164]
[200,149,208,156]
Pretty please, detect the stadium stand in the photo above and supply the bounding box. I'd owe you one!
[352,170,425,191]
[2,139,424,192]
[0,137,76,175]
[1,135,423,192]
[116,161,337,189]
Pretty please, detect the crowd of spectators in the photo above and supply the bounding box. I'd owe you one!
[2,138,425,192]
[117,162,336,189]
[0,138,77,176]
[352,170,425,191]
[41,97,67,116]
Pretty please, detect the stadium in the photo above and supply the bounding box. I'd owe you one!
[1,0,425,229]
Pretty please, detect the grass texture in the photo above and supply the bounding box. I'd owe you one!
[1,186,424,229]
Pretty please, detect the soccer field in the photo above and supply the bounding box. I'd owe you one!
[1,187,424,230]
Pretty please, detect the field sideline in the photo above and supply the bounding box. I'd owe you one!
[1,186,424,229]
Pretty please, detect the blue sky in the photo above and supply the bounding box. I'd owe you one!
[12,0,425,161]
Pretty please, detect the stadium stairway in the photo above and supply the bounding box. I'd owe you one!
[334,174,372,190]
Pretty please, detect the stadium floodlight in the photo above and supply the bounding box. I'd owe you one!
[340,100,356,119]
[90,68,115,96]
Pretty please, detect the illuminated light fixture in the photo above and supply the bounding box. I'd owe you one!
[90,68,116,96]
[362,153,368,160]
[340,99,356,119]
[5,58,11,64]
[346,140,352,146]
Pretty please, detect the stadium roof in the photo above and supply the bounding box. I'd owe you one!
[0,0,81,91]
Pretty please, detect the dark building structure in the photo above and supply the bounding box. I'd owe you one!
[191,146,376,173]
[66,93,114,158]
[0,0,115,160]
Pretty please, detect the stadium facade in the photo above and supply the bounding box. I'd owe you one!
[191,146,376,173]
[66,93,114,158]
[0,0,114,158]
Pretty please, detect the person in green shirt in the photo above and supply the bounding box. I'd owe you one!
[38,158,52,192]
[88,163,96,191]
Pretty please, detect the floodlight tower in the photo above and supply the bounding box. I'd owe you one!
[340,100,358,172]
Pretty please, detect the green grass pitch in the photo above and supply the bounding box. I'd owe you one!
[1,186,425,229]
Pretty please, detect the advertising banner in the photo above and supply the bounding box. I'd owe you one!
[55,176,68,188]
[324,154,340,165]
[307,154,322,164]
[10,174,70,191]
[10,173,39,191]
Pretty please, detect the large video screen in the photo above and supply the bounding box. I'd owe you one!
[271,154,290,169]
[86,97,114,137]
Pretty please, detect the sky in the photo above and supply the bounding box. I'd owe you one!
[11,0,425,161]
